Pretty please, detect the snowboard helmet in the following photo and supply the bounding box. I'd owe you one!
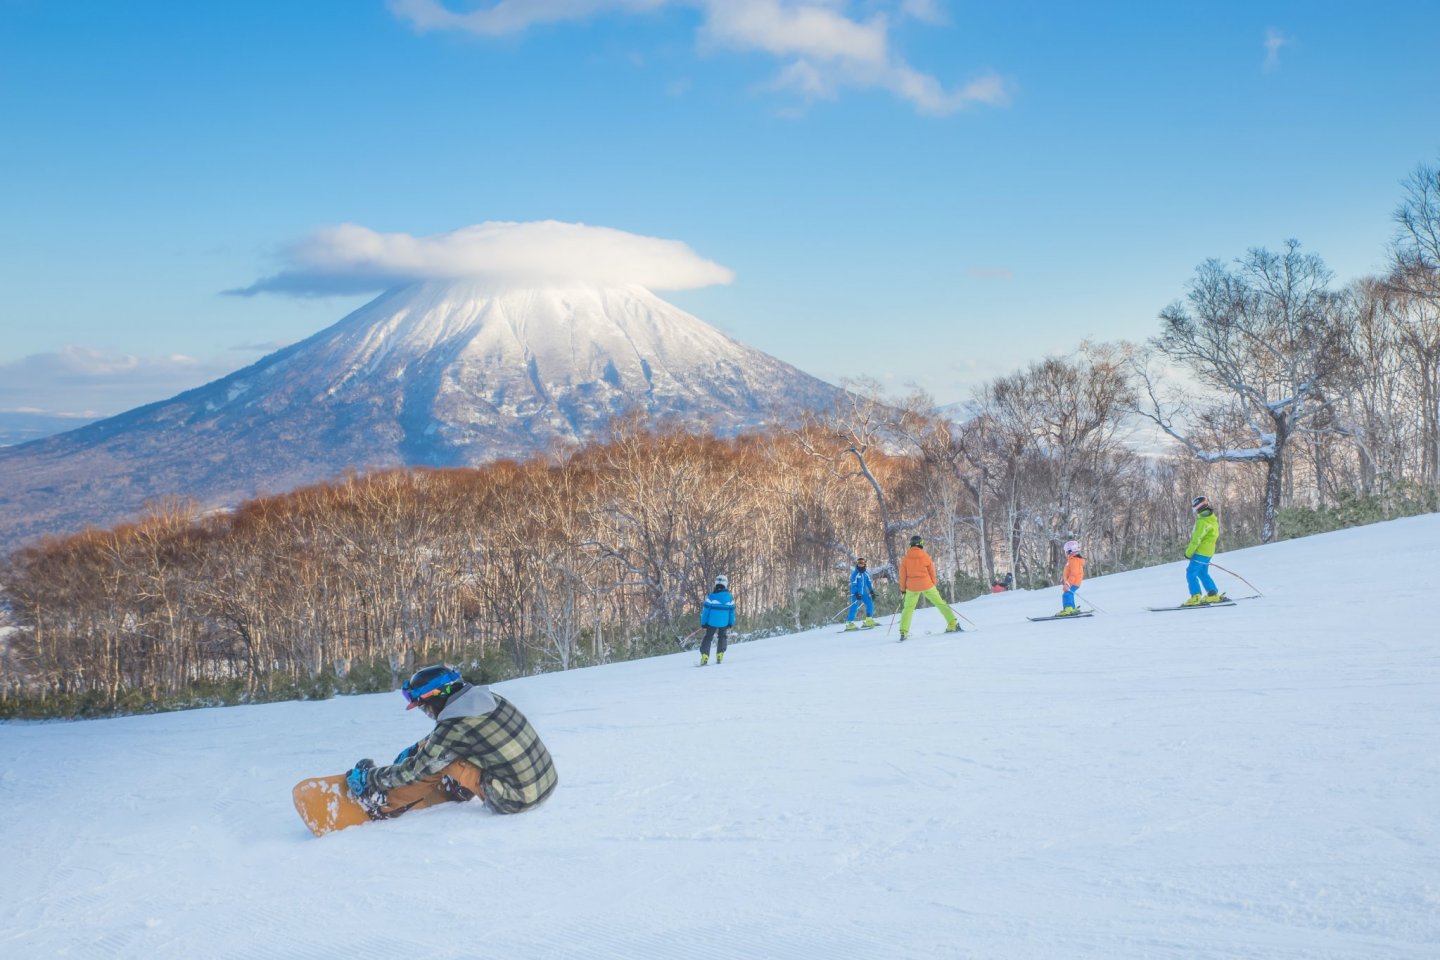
[1191,495,1212,515]
[1063,539,1081,556]
[909,535,924,548]
[402,664,464,711]
[714,574,728,588]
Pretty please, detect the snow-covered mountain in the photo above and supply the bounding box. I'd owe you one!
[0,282,844,549]
[4,516,1436,958]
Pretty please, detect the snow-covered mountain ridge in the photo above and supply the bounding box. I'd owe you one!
[0,282,844,550]
[3,515,1436,958]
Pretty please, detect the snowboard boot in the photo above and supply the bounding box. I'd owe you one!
[699,653,709,666]
[716,652,724,664]
[1202,591,1228,603]
[844,621,860,631]
[1182,594,1205,606]
[863,617,879,628]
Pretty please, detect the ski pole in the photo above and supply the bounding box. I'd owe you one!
[676,627,702,649]
[884,595,904,639]
[1208,561,1263,597]
[1082,596,1107,614]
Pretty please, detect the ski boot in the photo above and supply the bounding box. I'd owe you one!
[844,621,860,631]
[716,652,724,664]
[944,622,962,632]
[699,653,709,666]
[1181,594,1205,606]
[1054,607,1077,617]
[898,631,907,642]
[1202,591,1228,604]
[863,617,879,628]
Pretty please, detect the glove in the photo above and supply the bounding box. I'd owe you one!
[346,759,376,799]
[393,742,418,765]
[852,593,860,602]
[1184,551,1192,560]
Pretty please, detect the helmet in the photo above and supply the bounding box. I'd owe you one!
[909,535,924,548]
[714,574,728,588]
[401,664,464,711]
[1063,539,1080,555]
[1192,495,1212,514]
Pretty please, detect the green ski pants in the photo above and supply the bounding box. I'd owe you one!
[899,587,956,633]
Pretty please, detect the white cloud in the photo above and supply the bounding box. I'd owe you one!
[899,0,947,25]
[232,220,736,297]
[0,346,235,418]
[386,0,669,36]
[389,0,1010,114]
[1263,28,1290,72]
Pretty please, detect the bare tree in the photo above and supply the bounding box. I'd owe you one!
[1137,241,1350,541]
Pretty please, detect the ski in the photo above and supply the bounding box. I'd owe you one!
[1027,612,1095,622]
[837,625,880,634]
[897,627,963,642]
[1146,601,1237,612]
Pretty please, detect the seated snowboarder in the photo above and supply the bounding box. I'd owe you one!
[344,665,558,819]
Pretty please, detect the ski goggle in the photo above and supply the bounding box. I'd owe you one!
[402,670,460,709]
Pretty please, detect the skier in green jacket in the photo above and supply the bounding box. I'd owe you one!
[1182,495,1226,606]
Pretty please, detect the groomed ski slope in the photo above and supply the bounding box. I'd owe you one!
[3,516,1438,960]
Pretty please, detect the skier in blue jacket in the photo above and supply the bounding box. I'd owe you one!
[699,575,736,666]
[845,557,879,631]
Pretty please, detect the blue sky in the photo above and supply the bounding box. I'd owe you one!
[2,0,1437,420]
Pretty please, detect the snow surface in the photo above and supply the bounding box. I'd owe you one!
[3,516,1438,959]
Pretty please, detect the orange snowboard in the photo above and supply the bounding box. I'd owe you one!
[293,774,374,837]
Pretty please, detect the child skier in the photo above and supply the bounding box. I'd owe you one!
[1054,539,1085,616]
[699,574,736,665]
[845,557,879,630]
[897,535,960,641]
[1183,495,1226,605]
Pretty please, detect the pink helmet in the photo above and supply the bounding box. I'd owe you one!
[1063,540,1080,555]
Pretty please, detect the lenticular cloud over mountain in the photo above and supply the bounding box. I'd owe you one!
[233,221,737,297]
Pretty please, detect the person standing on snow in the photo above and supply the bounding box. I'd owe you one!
[897,535,960,641]
[344,664,557,819]
[1053,540,1085,616]
[844,557,879,631]
[1182,495,1226,606]
[699,574,736,665]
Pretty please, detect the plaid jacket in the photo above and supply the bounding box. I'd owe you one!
[371,688,558,814]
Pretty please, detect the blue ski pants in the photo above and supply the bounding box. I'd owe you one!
[1062,586,1079,609]
[1186,554,1218,595]
[848,594,875,620]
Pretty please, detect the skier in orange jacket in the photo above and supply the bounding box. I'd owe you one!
[897,535,959,640]
[1054,539,1085,616]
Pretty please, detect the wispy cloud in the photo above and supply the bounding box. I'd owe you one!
[0,346,235,418]
[1263,27,1291,72]
[230,220,735,297]
[388,0,1009,115]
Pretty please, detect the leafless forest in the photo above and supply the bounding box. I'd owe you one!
[2,160,1438,716]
